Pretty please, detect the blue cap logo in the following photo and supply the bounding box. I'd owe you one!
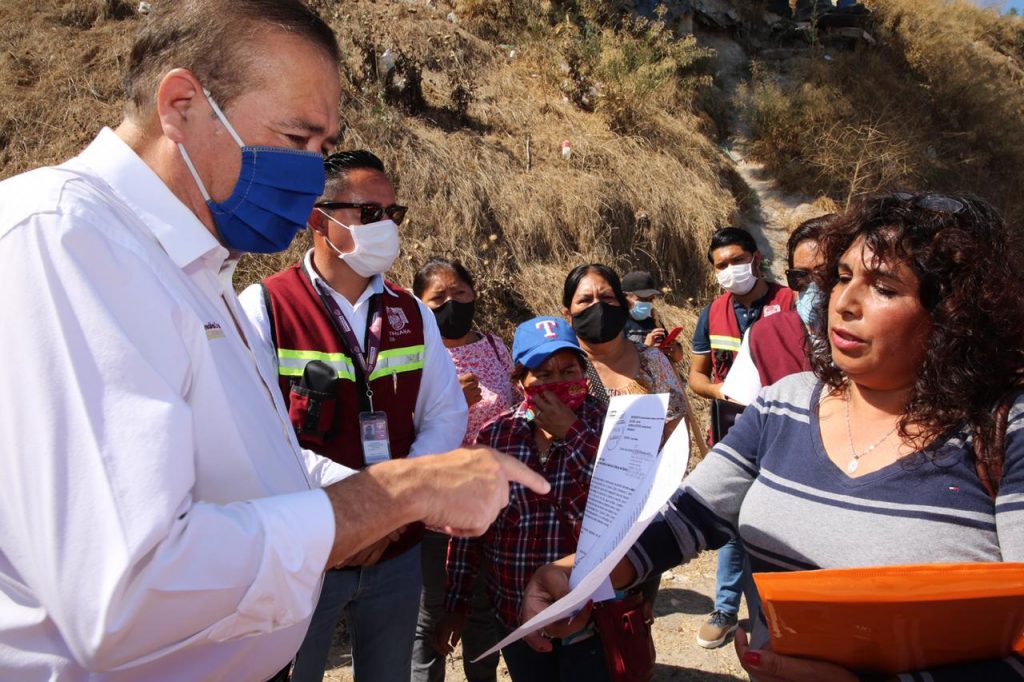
[512,316,583,369]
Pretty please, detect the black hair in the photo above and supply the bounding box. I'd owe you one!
[324,150,386,180]
[321,150,388,198]
[561,264,629,310]
[809,192,1024,450]
[706,227,758,264]
[412,257,476,298]
[786,213,837,268]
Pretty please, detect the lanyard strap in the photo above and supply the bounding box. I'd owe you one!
[313,279,383,382]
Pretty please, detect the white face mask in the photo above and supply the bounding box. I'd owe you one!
[316,209,400,277]
[715,262,757,295]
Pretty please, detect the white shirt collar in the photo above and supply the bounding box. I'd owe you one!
[301,249,397,304]
[76,128,228,271]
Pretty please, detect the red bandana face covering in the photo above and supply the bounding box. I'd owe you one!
[523,378,589,414]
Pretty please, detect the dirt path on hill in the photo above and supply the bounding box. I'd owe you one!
[701,34,830,279]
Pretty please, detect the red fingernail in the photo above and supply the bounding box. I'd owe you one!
[743,650,762,667]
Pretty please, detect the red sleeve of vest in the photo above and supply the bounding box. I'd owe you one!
[769,282,797,310]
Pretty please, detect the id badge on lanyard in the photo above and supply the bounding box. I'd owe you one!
[359,411,392,465]
[314,278,393,466]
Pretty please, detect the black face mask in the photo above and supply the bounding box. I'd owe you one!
[433,299,476,340]
[571,301,627,344]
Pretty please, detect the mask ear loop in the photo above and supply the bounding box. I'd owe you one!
[313,207,357,259]
[178,143,212,202]
[175,88,245,202]
[203,89,246,148]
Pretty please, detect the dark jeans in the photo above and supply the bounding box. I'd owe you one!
[639,573,661,610]
[291,545,422,682]
[767,0,834,18]
[498,623,611,682]
[411,531,500,682]
[796,0,835,18]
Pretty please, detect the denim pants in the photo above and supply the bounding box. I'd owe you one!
[714,538,762,618]
[498,622,610,682]
[411,531,499,682]
[290,544,422,682]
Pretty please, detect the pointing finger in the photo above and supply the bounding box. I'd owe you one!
[497,453,551,495]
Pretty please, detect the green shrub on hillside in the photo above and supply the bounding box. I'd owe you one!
[551,11,712,135]
[740,0,1024,223]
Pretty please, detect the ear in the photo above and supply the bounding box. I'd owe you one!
[562,307,572,323]
[307,208,329,236]
[155,68,205,145]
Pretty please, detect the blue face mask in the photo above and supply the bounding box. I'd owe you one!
[630,301,654,321]
[177,89,326,254]
[796,282,822,326]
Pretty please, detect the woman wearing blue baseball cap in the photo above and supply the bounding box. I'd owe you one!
[433,316,611,682]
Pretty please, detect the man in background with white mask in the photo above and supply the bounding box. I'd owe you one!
[688,227,795,403]
[686,226,794,651]
[240,150,467,682]
[720,214,836,406]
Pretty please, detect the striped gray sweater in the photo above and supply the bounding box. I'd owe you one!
[629,372,1024,680]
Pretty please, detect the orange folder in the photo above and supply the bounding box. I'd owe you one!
[754,563,1024,674]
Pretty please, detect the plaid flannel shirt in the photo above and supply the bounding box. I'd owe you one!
[444,395,605,631]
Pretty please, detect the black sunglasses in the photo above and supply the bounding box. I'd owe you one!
[315,201,408,226]
[887,192,966,215]
[785,268,811,292]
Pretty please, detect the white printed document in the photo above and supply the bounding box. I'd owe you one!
[475,393,691,659]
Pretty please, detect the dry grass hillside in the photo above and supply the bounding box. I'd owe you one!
[738,0,1024,224]
[0,0,739,339]
[2,0,1022,338]
[242,0,737,336]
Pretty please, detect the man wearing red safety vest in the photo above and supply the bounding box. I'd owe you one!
[721,214,837,405]
[687,226,794,652]
[239,150,466,682]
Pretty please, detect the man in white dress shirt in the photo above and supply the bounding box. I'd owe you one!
[0,2,547,681]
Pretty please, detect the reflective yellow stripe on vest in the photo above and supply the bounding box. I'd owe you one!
[709,334,742,352]
[277,349,357,381]
[368,345,426,382]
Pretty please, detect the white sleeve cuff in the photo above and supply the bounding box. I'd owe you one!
[302,447,358,487]
[208,489,334,641]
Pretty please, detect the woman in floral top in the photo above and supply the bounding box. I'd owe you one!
[414,257,518,444]
[411,258,517,682]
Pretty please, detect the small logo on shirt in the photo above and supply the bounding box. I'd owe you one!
[386,306,409,331]
[763,304,782,318]
[205,322,225,340]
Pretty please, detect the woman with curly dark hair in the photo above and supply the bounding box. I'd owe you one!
[523,192,1024,680]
